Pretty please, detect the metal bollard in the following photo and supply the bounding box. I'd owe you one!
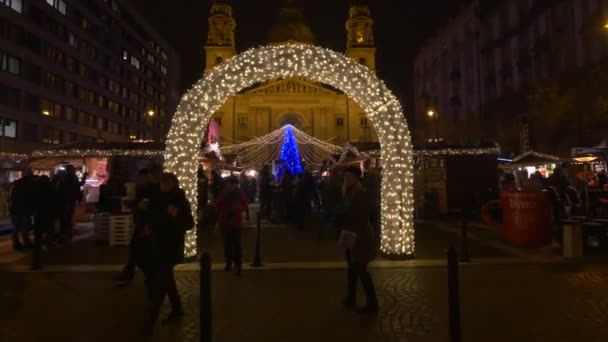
[447,246,461,342]
[200,252,212,342]
[251,212,263,267]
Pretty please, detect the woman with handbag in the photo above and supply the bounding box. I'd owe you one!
[339,166,379,314]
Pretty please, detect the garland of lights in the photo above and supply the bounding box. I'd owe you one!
[31,149,164,158]
[0,153,29,162]
[165,43,415,258]
[354,146,501,161]
[222,124,342,166]
[511,150,561,163]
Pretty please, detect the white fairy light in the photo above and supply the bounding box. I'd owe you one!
[165,43,415,258]
[223,124,342,166]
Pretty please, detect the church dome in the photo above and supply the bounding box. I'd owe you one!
[268,0,315,44]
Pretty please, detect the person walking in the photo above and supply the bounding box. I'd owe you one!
[339,166,379,314]
[115,164,163,283]
[10,170,35,251]
[31,175,57,270]
[140,173,193,337]
[215,176,249,276]
[56,165,82,243]
[259,165,272,220]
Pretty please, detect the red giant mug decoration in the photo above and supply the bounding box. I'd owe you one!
[482,191,553,246]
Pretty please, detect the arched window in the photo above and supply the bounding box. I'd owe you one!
[215,56,224,65]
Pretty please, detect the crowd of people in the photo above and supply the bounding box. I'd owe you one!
[211,163,382,313]
[6,159,383,335]
[9,165,84,269]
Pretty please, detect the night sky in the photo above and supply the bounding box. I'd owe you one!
[128,0,466,125]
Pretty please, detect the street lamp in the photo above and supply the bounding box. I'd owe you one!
[147,110,155,117]
[427,108,438,139]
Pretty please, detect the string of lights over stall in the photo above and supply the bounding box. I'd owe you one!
[221,124,343,167]
[164,43,415,258]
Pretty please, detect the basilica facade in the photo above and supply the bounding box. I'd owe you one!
[204,0,378,145]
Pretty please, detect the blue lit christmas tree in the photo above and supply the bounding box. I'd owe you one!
[276,125,304,179]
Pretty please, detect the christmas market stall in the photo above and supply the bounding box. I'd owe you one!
[500,150,563,189]
[29,141,165,244]
[30,141,164,206]
[414,144,501,217]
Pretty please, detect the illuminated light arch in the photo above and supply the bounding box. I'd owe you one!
[165,43,415,258]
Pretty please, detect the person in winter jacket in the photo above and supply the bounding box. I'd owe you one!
[140,172,194,337]
[339,166,379,314]
[215,176,249,275]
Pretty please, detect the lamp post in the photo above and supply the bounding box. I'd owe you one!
[427,109,438,140]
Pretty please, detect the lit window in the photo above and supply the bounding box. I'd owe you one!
[0,118,17,138]
[122,50,128,60]
[147,53,155,64]
[64,107,75,121]
[160,50,167,60]
[41,99,61,117]
[1,0,22,13]
[336,118,344,127]
[360,118,368,127]
[238,116,247,127]
[0,51,21,75]
[46,0,67,15]
[68,33,78,48]
[160,65,167,75]
[131,56,140,69]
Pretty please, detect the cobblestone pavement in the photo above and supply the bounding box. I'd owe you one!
[0,221,509,266]
[1,262,608,342]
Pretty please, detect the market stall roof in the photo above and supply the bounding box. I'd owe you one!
[343,143,502,161]
[0,152,29,163]
[31,141,166,158]
[501,150,562,168]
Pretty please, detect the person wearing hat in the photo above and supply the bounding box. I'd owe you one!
[339,165,379,314]
[215,176,249,276]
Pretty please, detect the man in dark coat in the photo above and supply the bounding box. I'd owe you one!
[32,175,57,269]
[10,170,35,250]
[114,164,162,283]
[56,165,82,243]
[140,173,193,336]
[259,165,272,220]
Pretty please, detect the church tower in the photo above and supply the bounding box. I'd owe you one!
[204,0,236,72]
[345,0,376,71]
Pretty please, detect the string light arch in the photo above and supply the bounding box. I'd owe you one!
[165,43,415,258]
